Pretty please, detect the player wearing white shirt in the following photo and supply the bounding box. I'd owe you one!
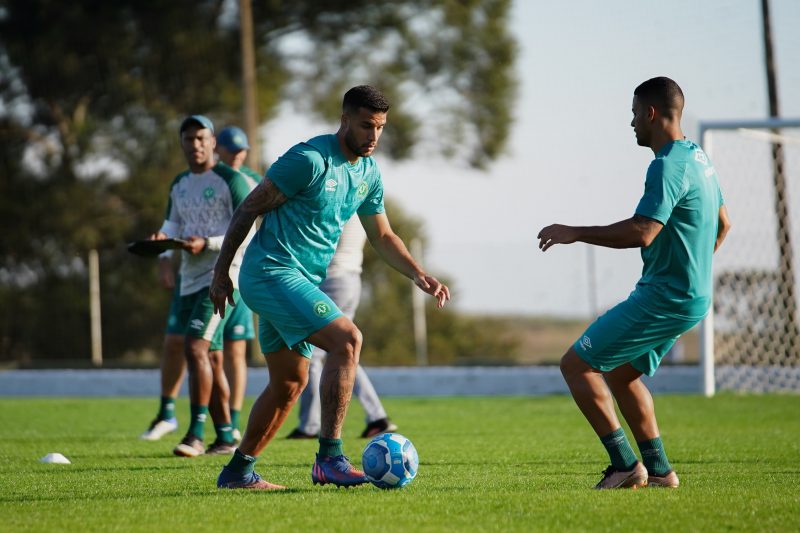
[150,115,256,457]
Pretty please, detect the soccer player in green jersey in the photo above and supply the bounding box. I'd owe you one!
[139,126,261,444]
[210,85,450,490]
[149,115,259,458]
[538,77,731,489]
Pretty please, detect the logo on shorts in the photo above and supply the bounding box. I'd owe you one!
[189,319,205,331]
[579,335,592,351]
[232,325,245,335]
[313,301,332,317]
[357,181,369,197]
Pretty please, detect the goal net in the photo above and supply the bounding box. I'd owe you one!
[700,118,800,394]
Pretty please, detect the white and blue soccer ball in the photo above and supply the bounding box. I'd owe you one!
[361,433,418,489]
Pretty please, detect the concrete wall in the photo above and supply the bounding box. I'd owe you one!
[0,366,704,397]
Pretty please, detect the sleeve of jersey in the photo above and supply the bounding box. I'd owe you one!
[634,159,683,225]
[266,144,325,198]
[356,174,385,215]
[228,173,256,209]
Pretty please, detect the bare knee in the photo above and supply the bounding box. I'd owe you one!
[331,325,362,367]
[560,349,587,381]
[208,349,224,370]
[269,364,308,404]
[604,364,644,393]
[185,339,210,368]
[282,372,308,404]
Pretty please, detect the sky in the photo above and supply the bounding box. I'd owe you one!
[261,0,800,318]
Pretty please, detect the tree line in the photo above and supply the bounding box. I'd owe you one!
[0,0,519,365]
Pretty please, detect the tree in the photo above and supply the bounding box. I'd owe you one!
[0,0,517,362]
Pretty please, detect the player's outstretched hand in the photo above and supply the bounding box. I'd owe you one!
[209,272,235,318]
[537,224,578,252]
[413,274,451,309]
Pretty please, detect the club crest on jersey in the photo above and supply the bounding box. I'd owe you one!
[325,178,338,192]
[694,149,708,165]
[357,181,369,197]
[204,187,215,199]
[313,301,332,317]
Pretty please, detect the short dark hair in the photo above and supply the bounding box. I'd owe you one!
[342,85,390,114]
[634,77,684,117]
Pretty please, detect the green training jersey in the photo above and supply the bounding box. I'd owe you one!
[632,139,724,318]
[241,134,385,284]
[239,164,264,184]
[160,162,256,295]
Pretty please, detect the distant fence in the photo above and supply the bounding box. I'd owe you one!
[0,366,704,397]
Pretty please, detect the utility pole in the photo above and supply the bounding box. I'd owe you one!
[239,0,262,361]
[239,0,261,172]
[761,0,797,357]
[410,239,429,366]
[89,249,103,366]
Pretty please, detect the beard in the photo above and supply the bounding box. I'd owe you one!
[344,130,371,157]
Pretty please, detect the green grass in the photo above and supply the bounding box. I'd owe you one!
[0,395,798,532]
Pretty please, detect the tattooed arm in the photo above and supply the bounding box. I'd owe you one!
[209,178,288,316]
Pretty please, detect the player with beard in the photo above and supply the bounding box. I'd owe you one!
[210,85,450,490]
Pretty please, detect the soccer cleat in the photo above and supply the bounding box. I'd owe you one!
[173,434,205,457]
[140,417,178,441]
[232,428,242,443]
[205,440,237,455]
[360,417,398,439]
[648,470,680,488]
[311,454,368,488]
[217,467,286,490]
[594,462,648,489]
[286,428,318,440]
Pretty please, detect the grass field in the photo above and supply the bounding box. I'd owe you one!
[1,394,798,532]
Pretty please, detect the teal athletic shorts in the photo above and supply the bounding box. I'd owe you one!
[168,287,241,351]
[573,296,702,376]
[238,266,343,358]
[165,286,183,336]
[223,299,255,341]
[165,283,254,342]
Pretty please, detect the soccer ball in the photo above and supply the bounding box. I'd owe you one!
[361,433,418,489]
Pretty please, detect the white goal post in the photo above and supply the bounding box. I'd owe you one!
[699,118,800,396]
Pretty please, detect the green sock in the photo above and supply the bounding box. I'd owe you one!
[638,437,672,476]
[188,404,208,440]
[230,409,241,431]
[318,437,344,458]
[158,396,176,421]
[226,448,256,476]
[215,423,235,444]
[600,428,638,471]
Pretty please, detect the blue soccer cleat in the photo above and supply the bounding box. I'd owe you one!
[217,466,286,490]
[311,454,368,488]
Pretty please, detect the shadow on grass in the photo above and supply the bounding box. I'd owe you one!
[0,483,386,504]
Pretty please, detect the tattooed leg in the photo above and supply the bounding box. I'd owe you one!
[308,317,362,440]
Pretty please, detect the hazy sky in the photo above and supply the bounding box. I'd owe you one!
[263,0,800,318]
